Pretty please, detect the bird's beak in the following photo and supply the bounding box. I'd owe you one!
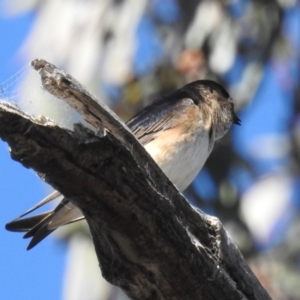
[233,114,241,125]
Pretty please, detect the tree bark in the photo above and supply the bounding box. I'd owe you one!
[0,59,271,300]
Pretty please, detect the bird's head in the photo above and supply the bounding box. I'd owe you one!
[181,80,240,140]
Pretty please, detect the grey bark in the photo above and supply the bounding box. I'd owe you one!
[0,59,271,300]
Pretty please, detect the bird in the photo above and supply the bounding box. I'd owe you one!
[5,80,241,250]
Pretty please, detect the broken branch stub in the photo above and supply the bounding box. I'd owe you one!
[0,59,271,300]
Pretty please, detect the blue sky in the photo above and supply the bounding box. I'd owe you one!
[0,8,66,300]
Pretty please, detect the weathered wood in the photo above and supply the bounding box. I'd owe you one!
[0,60,271,300]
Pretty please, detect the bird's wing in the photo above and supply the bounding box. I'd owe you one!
[6,92,195,249]
[127,95,193,145]
[19,190,61,218]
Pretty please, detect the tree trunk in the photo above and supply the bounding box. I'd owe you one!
[0,59,271,300]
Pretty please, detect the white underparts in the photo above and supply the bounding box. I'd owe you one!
[145,127,212,192]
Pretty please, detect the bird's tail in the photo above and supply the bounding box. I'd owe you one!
[5,191,84,250]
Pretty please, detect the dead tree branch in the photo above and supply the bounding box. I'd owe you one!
[0,59,271,300]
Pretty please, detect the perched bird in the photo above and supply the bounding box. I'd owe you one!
[5,80,240,249]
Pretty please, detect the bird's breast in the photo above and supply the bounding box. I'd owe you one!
[144,126,212,192]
